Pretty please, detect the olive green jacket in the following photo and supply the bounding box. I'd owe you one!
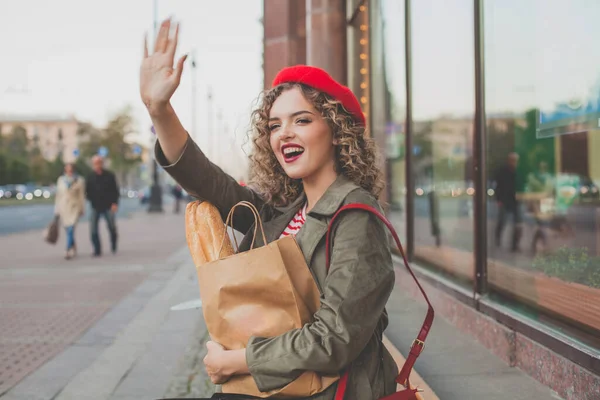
[156,135,398,400]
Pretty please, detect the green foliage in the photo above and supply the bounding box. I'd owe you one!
[532,246,600,289]
[80,106,142,185]
[515,109,555,192]
[0,125,36,184]
[7,125,29,158]
[74,157,93,178]
[0,106,141,186]
[0,152,9,184]
[7,157,30,184]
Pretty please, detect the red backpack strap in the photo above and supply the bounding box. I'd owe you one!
[326,203,435,399]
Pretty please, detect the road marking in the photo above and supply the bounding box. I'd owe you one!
[170,298,202,311]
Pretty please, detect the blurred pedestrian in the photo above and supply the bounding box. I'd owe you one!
[172,184,183,213]
[494,152,522,252]
[54,163,86,260]
[86,155,119,256]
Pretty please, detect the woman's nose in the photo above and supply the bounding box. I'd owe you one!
[279,124,295,140]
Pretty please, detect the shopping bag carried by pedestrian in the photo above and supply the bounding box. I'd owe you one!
[44,215,60,245]
[185,200,339,398]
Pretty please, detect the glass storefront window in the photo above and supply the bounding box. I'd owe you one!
[370,0,406,243]
[411,0,475,280]
[485,0,600,335]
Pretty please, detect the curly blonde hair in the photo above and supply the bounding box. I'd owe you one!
[249,83,384,206]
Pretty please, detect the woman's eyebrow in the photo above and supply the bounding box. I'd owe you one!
[269,110,315,121]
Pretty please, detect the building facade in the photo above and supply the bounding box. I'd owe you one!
[263,0,600,397]
[0,114,81,163]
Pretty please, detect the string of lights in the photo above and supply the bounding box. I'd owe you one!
[358,3,370,132]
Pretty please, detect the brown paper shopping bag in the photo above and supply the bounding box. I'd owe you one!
[190,201,338,398]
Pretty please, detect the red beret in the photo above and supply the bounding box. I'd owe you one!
[272,65,366,126]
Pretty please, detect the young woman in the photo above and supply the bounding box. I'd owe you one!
[54,163,86,260]
[141,19,398,400]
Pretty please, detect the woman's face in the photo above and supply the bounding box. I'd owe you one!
[268,87,336,181]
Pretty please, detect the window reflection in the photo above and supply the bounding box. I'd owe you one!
[485,0,600,334]
[411,0,475,280]
[370,0,406,242]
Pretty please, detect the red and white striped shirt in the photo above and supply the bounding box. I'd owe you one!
[279,204,308,238]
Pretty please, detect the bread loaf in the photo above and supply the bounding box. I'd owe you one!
[185,201,235,266]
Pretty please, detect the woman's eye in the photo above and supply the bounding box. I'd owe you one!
[296,118,311,124]
[268,124,280,131]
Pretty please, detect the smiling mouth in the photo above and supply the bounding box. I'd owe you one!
[282,146,305,163]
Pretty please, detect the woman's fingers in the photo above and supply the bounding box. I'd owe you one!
[143,34,148,59]
[173,53,188,84]
[154,18,171,53]
[166,22,179,59]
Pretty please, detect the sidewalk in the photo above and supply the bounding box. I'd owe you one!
[0,207,565,400]
[0,209,201,400]
[387,262,564,400]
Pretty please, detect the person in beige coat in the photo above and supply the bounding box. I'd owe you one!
[54,163,86,259]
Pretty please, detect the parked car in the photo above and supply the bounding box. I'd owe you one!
[1,185,18,199]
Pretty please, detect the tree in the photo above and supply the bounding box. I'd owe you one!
[6,125,29,158]
[0,152,8,185]
[515,109,555,192]
[74,157,92,178]
[80,106,142,186]
[30,153,47,184]
[7,157,30,184]
[49,155,65,183]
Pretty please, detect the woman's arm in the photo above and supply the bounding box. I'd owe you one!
[149,104,188,166]
[140,18,188,163]
[155,134,265,233]
[238,199,394,392]
[141,18,264,232]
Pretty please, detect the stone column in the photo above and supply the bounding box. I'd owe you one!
[263,0,307,89]
[306,0,347,85]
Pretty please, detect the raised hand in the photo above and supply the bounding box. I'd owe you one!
[140,18,188,116]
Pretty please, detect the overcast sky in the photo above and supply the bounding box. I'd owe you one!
[0,0,263,176]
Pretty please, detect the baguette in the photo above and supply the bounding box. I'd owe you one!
[185,201,235,266]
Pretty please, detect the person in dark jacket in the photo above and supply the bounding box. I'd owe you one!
[494,152,522,251]
[86,155,119,256]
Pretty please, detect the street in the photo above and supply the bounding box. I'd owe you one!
[0,198,148,236]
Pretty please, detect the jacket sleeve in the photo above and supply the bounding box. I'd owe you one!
[245,206,395,392]
[155,134,267,234]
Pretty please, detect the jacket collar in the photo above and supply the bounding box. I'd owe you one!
[273,175,360,217]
